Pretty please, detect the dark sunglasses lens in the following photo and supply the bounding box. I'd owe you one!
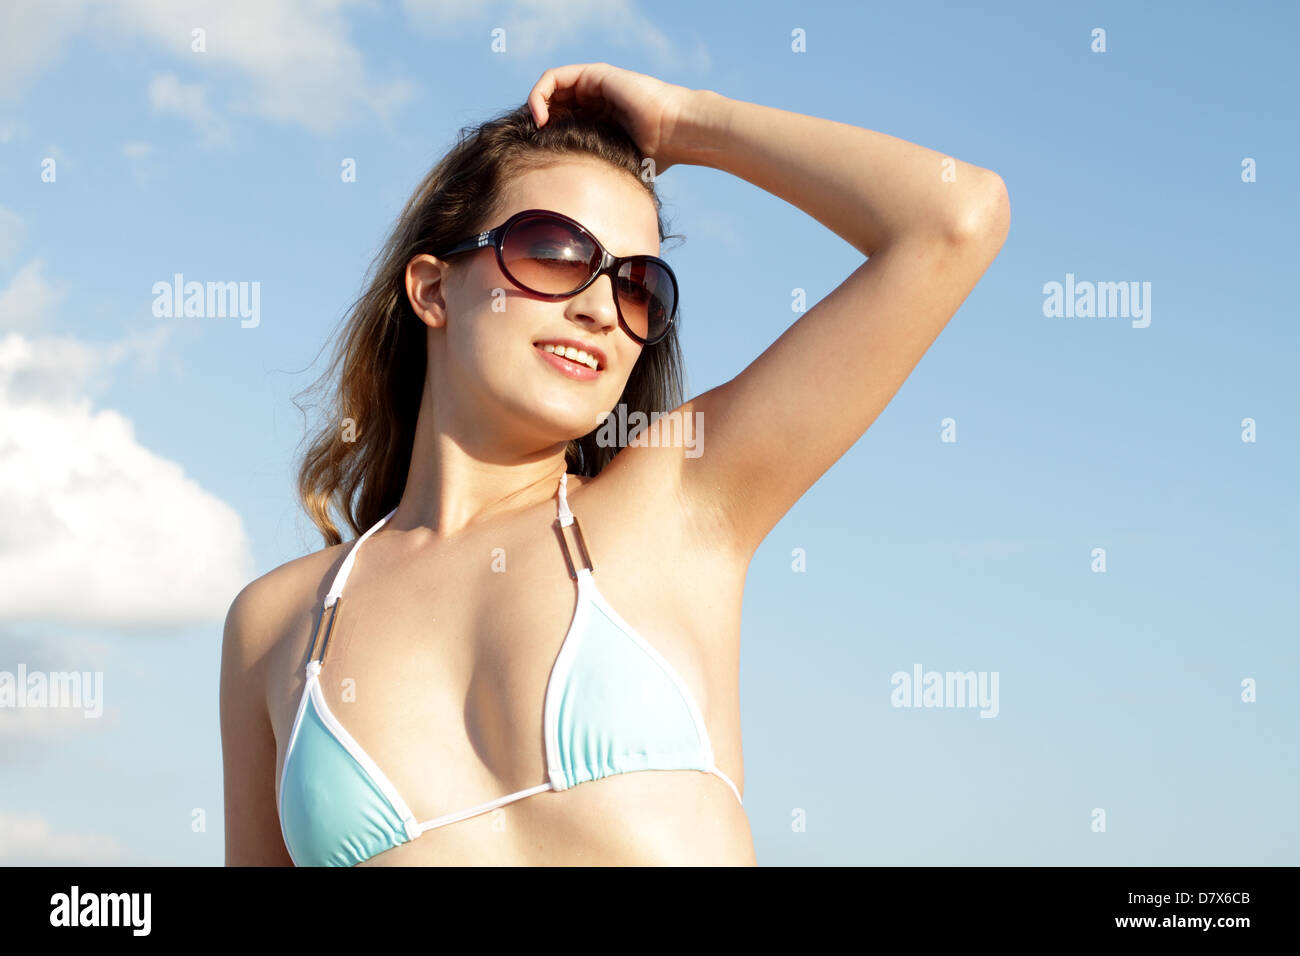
[501,214,675,343]
[501,216,597,294]
[616,259,675,343]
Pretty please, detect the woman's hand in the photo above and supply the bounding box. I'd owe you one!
[526,62,697,174]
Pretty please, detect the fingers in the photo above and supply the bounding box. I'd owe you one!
[528,64,600,126]
[527,69,553,125]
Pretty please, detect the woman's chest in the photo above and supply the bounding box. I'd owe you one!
[268,521,743,814]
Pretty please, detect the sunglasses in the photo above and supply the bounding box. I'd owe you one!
[433,208,679,346]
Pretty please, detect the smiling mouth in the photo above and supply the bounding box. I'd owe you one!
[532,341,603,371]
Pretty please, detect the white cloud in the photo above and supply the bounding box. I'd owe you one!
[0,331,254,625]
[0,0,94,102]
[148,72,209,118]
[1,1,706,139]
[0,259,61,331]
[0,0,414,136]
[0,320,170,401]
[0,257,253,627]
[402,0,711,74]
[0,704,118,739]
[148,72,231,148]
[0,811,128,864]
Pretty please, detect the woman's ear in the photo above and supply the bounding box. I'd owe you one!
[405,254,451,330]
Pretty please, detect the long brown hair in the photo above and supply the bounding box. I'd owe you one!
[293,102,687,547]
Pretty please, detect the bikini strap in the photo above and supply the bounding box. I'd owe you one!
[554,473,595,579]
[306,506,397,668]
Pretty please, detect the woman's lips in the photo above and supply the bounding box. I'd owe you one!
[534,343,602,381]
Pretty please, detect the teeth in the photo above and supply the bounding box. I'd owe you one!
[539,343,599,371]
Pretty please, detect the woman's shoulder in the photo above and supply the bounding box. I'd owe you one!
[222,532,354,664]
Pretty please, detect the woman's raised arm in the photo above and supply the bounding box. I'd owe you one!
[529,64,1010,559]
[670,86,1010,558]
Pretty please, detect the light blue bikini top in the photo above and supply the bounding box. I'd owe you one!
[277,473,743,866]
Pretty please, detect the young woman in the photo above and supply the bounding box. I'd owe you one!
[221,63,1009,866]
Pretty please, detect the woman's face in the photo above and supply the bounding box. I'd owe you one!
[412,157,664,459]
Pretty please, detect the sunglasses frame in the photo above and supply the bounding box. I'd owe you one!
[432,208,679,346]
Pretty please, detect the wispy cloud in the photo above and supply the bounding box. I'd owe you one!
[148,72,231,149]
[0,0,94,102]
[121,140,163,187]
[0,811,129,864]
[0,259,61,331]
[0,0,414,137]
[402,0,711,75]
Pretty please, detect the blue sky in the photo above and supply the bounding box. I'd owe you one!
[1,0,1296,866]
